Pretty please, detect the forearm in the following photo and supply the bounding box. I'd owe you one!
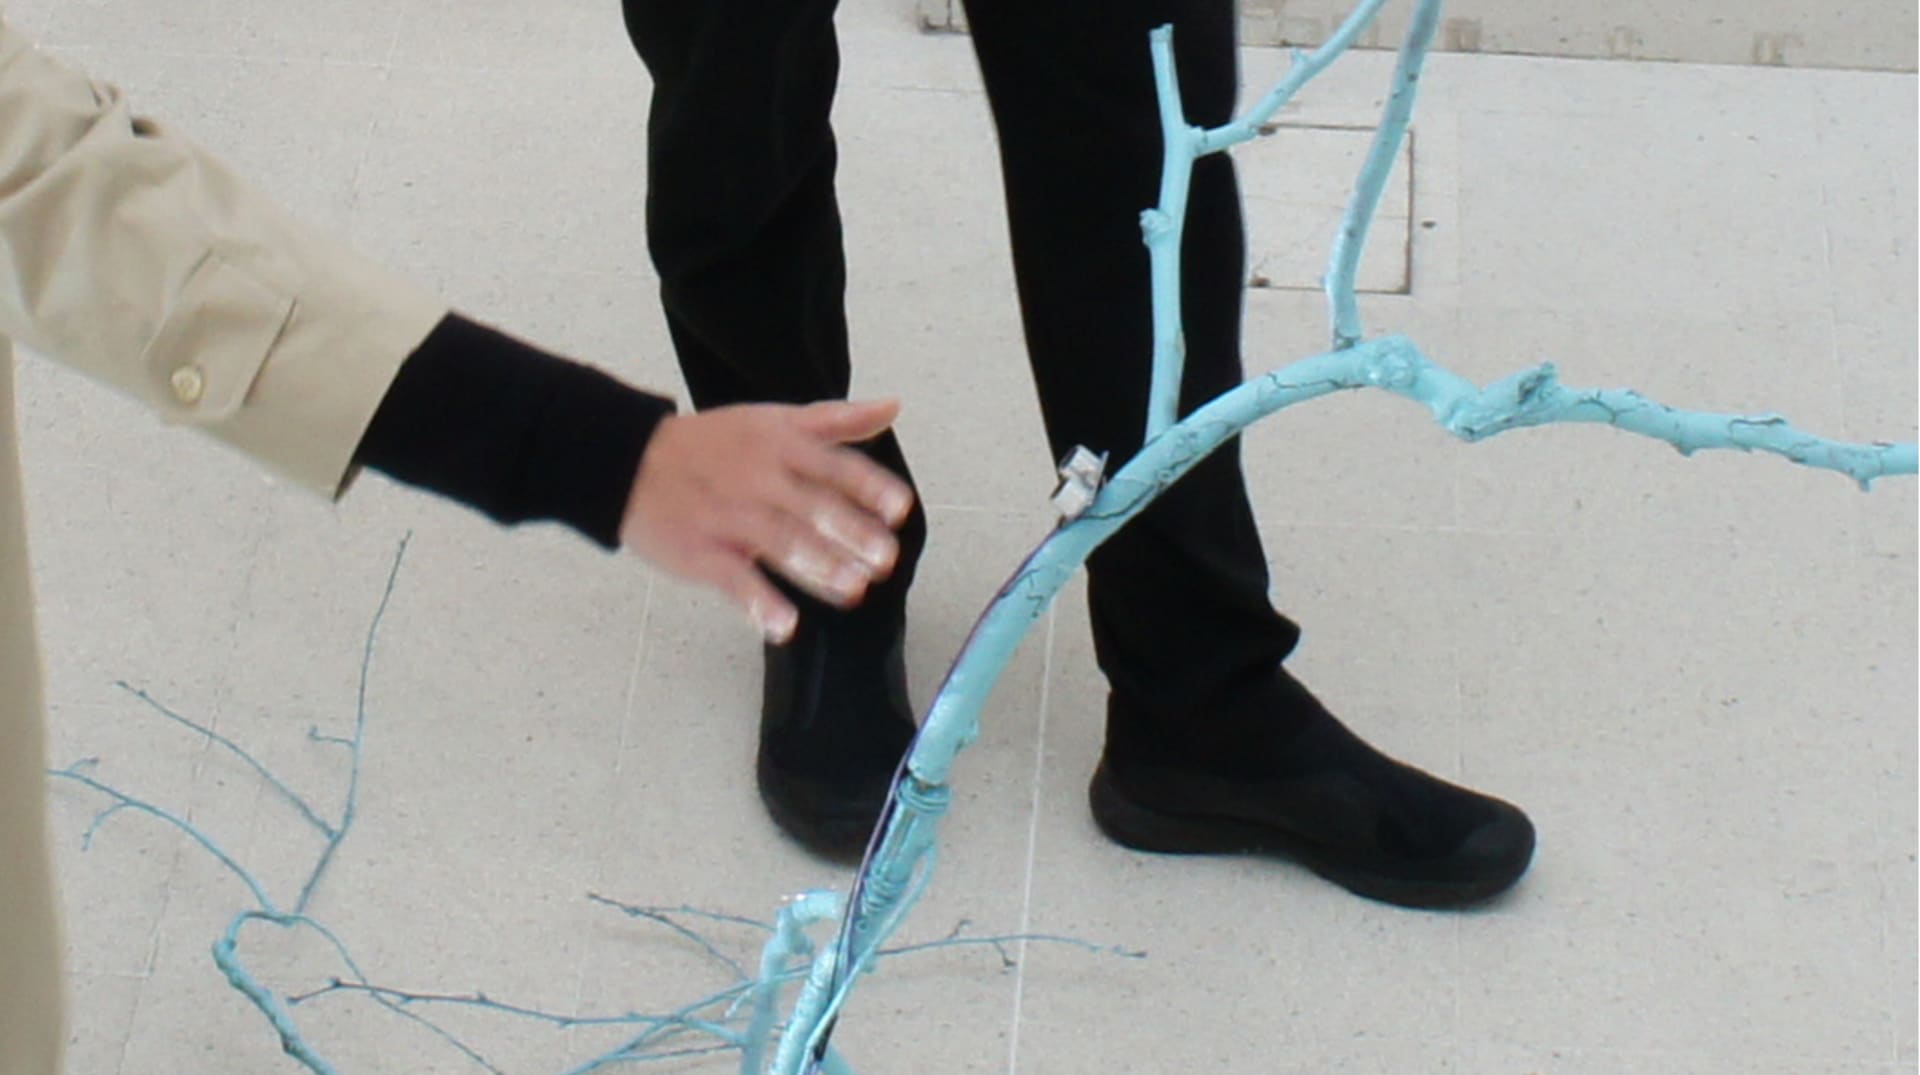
[355,314,676,549]
[2,17,672,544]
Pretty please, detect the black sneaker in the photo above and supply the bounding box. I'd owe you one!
[757,602,916,863]
[1091,670,1535,909]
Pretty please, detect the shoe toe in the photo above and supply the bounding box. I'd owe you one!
[757,757,899,865]
[1451,801,1536,894]
[757,614,917,864]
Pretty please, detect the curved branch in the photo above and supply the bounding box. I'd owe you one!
[1325,0,1444,348]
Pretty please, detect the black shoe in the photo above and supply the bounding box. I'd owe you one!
[1090,669,1534,909]
[757,602,917,864]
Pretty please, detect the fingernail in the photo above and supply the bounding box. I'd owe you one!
[861,537,894,570]
[757,602,797,644]
[880,489,911,525]
[791,549,831,586]
[829,563,869,598]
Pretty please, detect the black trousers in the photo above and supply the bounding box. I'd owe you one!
[619,0,1301,716]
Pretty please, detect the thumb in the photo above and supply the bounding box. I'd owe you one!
[792,398,901,444]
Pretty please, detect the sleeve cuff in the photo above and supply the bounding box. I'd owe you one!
[352,313,677,549]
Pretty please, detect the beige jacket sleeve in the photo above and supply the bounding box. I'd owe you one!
[3,12,447,1071]
[1,10,448,495]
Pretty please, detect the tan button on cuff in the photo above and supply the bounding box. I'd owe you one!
[169,364,206,405]
[140,253,292,424]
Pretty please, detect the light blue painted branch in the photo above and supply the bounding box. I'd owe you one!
[1141,26,1199,438]
[769,333,1917,1073]
[1325,0,1443,348]
[114,680,338,840]
[914,337,1918,792]
[52,7,1919,1072]
[217,908,504,1074]
[1193,0,1395,155]
[1141,0,1410,430]
[296,531,408,915]
[49,761,279,912]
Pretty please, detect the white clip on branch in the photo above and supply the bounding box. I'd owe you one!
[1051,446,1109,522]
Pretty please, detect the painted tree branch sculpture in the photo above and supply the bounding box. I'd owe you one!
[761,2,1914,1072]
[56,538,1142,1074]
[54,0,1914,1070]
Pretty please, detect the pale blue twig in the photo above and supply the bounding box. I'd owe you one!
[78,798,128,850]
[49,762,279,912]
[1194,0,1395,154]
[1141,25,1199,438]
[1146,0,1403,435]
[216,908,503,1074]
[55,533,1137,1074]
[113,679,338,839]
[562,985,758,1075]
[284,979,742,1037]
[1324,0,1443,348]
[296,531,409,915]
[588,896,777,934]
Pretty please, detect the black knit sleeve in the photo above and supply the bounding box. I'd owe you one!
[352,313,677,549]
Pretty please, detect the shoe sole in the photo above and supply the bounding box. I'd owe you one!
[1088,763,1528,910]
[756,751,887,866]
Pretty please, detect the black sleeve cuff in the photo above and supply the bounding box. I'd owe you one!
[353,313,677,549]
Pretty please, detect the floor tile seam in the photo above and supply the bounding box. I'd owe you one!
[51,495,266,806]
[167,517,408,943]
[111,984,138,1075]
[376,0,410,70]
[1448,542,1467,1042]
[580,570,655,1058]
[1806,167,1851,429]
[105,835,194,1074]
[1806,131,1887,559]
[1250,513,1875,556]
[1245,515,1676,542]
[1459,287,1835,316]
[338,0,420,218]
[91,0,413,69]
[1438,1040,1865,1066]
[359,58,653,80]
[920,501,1053,515]
[1551,1042,1910,1065]
[151,502,278,981]
[612,570,656,775]
[1004,606,1057,1075]
[66,967,155,982]
[45,43,396,69]
[847,82,984,99]
[1876,858,1905,1064]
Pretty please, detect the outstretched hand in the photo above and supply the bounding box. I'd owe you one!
[618,399,915,643]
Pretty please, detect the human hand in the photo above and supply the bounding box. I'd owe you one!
[618,399,915,643]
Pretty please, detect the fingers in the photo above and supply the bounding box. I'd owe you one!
[620,401,917,644]
[693,548,799,643]
[789,439,915,529]
[733,501,873,609]
[758,475,899,577]
[811,500,898,577]
[792,398,901,443]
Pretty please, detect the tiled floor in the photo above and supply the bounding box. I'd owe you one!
[9,0,1916,1072]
